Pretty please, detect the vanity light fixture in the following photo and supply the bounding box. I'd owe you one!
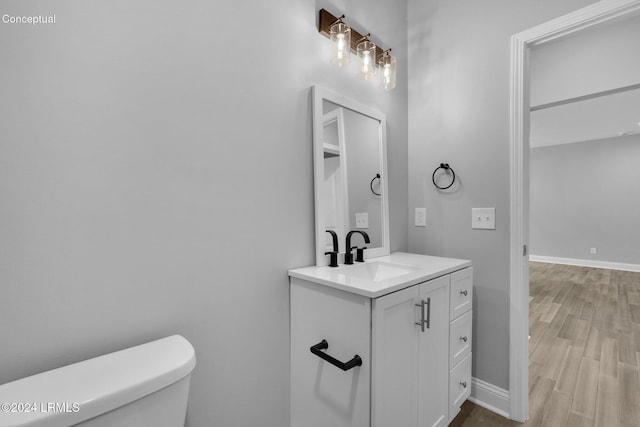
[378,49,396,90]
[329,15,351,67]
[318,9,395,90]
[356,35,376,80]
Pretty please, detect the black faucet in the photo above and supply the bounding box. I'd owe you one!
[324,230,339,267]
[344,230,370,265]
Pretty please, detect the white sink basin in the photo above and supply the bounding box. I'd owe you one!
[338,261,423,282]
[289,252,472,298]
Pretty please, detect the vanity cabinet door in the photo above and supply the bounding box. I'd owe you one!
[418,275,450,427]
[290,279,371,427]
[371,275,450,427]
[372,285,420,427]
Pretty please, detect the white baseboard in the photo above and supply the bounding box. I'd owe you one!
[529,255,640,272]
[469,377,510,419]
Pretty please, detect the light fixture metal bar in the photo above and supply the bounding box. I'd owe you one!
[318,9,386,61]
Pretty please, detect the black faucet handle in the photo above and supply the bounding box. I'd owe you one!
[353,246,367,262]
[324,251,339,268]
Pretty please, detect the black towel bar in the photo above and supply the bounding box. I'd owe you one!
[310,340,362,371]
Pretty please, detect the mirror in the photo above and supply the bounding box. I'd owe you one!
[312,85,390,266]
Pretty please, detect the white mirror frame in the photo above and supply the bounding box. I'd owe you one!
[312,85,390,267]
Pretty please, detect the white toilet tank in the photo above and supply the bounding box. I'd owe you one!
[0,335,196,427]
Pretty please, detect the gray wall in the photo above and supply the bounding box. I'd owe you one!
[530,135,640,265]
[0,1,408,426]
[407,0,597,391]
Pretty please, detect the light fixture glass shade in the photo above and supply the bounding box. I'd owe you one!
[330,22,351,66]
[378,53,397,90]
[356,40,376,80]
[356,40,377,80]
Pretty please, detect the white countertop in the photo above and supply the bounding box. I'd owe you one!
[288,252,471,298]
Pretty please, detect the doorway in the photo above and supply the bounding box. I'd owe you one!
[509,0,640,421]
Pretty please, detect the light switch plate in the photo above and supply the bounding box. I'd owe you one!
[356,212,369,229]
[472,208,495,230]
[415,208,426,227]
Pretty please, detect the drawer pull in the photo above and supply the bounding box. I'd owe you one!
[460,336,468,343]
[460,290,468,296]
[460,381,467,388]
[310,340,362,371]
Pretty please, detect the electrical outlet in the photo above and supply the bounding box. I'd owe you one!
[590,247,597,254]
[356,212,369,229]
[415,208,426,227]
[472,208,496,230]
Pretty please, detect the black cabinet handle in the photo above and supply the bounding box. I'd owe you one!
[310,340,362,371]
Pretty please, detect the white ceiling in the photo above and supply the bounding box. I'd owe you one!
[530,87,640,148]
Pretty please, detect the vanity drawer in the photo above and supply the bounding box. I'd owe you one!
[449,310,472,368]
[450,267,473,320]
[449,352,472,420]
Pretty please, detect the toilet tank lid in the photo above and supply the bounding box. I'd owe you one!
[0,335,196,427]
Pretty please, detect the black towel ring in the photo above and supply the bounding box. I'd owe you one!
[432,163,456,190]
[370,173,381,196]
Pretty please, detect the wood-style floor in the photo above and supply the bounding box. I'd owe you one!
[450,262,640,427]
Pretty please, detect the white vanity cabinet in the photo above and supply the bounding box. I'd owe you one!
[290,257,472,427]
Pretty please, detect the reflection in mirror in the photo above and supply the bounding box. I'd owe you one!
[312,86,390,267]
[322,106,349,252]
[323,100,382,249]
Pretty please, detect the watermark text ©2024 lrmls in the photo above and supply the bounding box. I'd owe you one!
[2,14,56,25]
[1,402,79,414]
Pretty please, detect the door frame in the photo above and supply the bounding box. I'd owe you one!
[509,0,640,421]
